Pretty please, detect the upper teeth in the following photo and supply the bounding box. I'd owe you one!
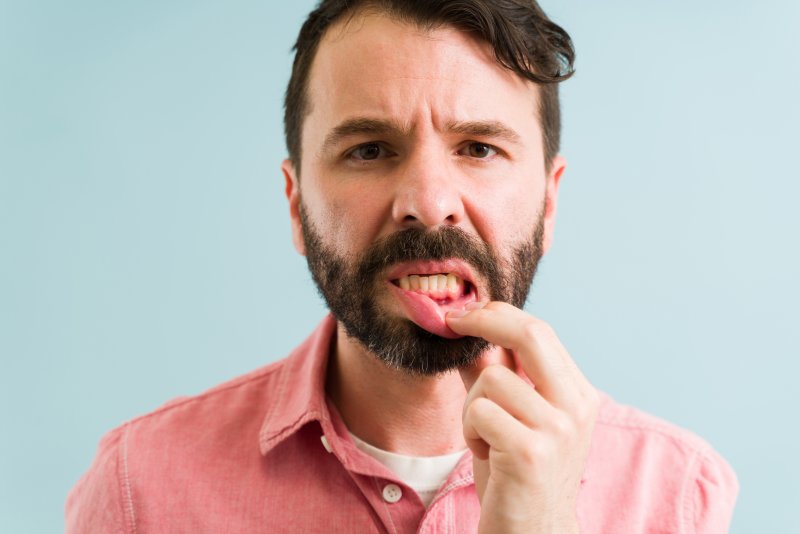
[397,273,465,299]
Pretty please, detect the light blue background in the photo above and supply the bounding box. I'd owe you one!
[1,1,798,532]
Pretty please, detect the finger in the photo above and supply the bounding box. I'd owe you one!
[447,302,584,408]
[458,344,515,392]
[457,302,495,391]
[464,364,552,429]
[459,351,494,393]
[463,396,530,461]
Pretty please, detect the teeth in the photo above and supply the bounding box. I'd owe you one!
[409,275,420,291]
[396,273,466,300]
[446,274,458,291]
[428,275,438,292]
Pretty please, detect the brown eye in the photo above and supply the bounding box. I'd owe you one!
[466,142,496,159]
[353,143,383,160]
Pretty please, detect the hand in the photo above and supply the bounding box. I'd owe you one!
[446,302,599,534]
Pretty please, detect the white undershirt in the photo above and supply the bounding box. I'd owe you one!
[349,432,467,507]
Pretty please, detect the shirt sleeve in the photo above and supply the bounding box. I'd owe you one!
[65,426,131,534]
[683,446,740,534]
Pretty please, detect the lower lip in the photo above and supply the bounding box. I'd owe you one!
[387,281,478,338]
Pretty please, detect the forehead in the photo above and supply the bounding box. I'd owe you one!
[302,12,540,151]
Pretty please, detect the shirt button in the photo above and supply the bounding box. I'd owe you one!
[382,483,402,503]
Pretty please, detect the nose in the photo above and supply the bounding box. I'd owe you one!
[391,148,465,229]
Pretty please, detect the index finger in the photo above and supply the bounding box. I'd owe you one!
[447,302,584,407]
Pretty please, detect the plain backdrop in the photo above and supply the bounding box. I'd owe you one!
[1,0,798,532]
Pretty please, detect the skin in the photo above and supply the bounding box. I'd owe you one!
[282,12,599,533]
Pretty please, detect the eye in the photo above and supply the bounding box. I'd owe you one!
[350,143,385,161]
[462,142,498,159]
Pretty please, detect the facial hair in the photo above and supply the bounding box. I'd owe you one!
[299,201,545,376]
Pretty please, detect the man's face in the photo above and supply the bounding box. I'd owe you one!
[283,12,564,374]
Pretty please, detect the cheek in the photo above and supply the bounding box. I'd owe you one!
[316,187,388,253]
[470,178,545,245]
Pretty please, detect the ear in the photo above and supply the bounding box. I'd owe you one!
[541,155,566,255]
[282,158,306,256]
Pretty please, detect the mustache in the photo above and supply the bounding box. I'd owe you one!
[356,226,501,283]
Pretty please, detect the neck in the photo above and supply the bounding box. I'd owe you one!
[326,322,505,456]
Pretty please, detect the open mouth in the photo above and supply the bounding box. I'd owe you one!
[386,264,480,338]
[390,273,475,305]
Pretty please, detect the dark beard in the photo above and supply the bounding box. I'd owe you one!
[299,202,545,376]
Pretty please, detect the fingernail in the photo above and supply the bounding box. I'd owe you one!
[447,310,469,319]
[465,301,487,311]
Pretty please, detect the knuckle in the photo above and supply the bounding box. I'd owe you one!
[520,321,541,343]
[520,317,557,344]
[551,414,574,437]
[478,364,509,389]
[539,322,558,344]
[518,446,537,468]
[538,319,556,336]
[465,396,493,421]
[523,437,553,464]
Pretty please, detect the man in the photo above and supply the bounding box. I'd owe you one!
[67,1,739,532]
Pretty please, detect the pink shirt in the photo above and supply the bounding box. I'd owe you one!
[66,315,738,533]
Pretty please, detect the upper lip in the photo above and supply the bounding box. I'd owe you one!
[385,259,478,288]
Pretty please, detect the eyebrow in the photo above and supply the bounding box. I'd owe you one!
[320,117,523,155]
[444,120,522,145]
[321,118,410,155]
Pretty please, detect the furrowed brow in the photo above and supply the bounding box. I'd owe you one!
[446,120,522,145]
[320,118,408,155]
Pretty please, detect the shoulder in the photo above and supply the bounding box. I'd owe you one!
[126,358,286,432]
[594,392,719,455]
[66,426,130,533]
[584,393,739,533]
[117,357,291,458]
[66,358,291,532]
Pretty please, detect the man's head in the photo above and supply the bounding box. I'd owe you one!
[281,0,574,375]
[285,0,575,175]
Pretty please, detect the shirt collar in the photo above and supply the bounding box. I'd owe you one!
[257,315,421,480]
[258,314,337,456]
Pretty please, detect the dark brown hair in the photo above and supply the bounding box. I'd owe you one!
[284,0,575,173]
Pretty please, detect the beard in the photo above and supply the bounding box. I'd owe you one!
[299,201,545,376]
